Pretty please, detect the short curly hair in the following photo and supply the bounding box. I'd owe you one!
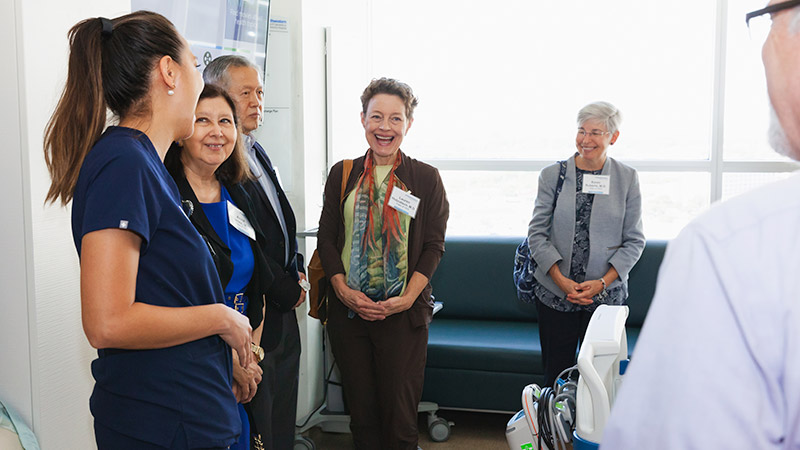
[360,77,419,119]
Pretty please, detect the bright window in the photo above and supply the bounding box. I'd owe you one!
[329,0,799,239]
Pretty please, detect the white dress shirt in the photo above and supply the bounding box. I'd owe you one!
[602,173,800,449]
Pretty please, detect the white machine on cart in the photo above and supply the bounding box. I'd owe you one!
[505,305,629,450]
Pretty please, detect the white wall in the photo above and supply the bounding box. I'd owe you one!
[0,0,36,432]
[289,0,377,424]
[263,0,328,424]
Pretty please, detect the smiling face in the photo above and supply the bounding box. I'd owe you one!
[226,66,263,134]
[575,118,619,169]
[361,93,413,165]
[181,97,238,175]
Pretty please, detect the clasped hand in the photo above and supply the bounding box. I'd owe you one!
[232,352,263,403]
[334,284,414,321]
[557,278,604,306]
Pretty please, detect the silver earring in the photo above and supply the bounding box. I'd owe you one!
[167,89,175,96]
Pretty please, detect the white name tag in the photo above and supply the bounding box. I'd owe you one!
[582,174,610,195]
[227,201,256,240]
[388,187,420,218]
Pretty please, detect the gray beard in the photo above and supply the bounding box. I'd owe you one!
[768,104,798,160]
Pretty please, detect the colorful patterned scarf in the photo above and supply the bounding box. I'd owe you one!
[347,150,410,301]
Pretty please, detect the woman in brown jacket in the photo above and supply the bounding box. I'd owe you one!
[317,78,449,450]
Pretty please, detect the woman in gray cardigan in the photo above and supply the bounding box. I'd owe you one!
[527,101,645,387]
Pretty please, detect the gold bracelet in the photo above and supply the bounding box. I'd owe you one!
[251,342,265,363]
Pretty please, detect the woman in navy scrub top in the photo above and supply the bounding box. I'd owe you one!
[165,84,270,449]
[42,12,252,449]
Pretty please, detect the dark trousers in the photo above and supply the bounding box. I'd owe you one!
[535,299,594,388]
[94,422,228,450]
[247,312,301,450]
[327,298,428,450]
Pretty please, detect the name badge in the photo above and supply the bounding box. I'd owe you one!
[388,187,420,218]
[227,201,256,240]
[582,174,610,195]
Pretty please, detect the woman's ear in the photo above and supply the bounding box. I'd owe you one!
[405,117,414,136]
[610,130,620,145]
[157,55,178,92]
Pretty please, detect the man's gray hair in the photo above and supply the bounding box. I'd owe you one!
[577,101,622,135]
[203,55,263,89]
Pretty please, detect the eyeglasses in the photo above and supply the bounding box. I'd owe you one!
[577,129,610,138]
[746,0,800,26]
[745,0,800,42]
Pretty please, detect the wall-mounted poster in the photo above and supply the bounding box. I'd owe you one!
[130,0,270,73]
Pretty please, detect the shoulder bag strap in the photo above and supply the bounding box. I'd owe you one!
[553,160,567,207]
[340,159,353,204]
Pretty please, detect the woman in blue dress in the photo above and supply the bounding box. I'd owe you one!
[165,84,273,449]
[43,11,252,449]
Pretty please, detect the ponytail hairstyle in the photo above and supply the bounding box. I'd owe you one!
[44,11,184,205]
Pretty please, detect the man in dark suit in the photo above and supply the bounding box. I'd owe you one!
[204,55,306,450]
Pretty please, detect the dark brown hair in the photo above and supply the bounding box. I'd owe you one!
[360,77,419,119]
[164,84,251,184]
[44,11,185,205]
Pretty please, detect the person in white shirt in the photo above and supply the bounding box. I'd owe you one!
[602,2,800,448]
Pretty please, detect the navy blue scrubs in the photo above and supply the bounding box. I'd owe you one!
[71,127,240,449]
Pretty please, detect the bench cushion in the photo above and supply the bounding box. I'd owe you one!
[427,319,543,374]
[626,240,668,327]
[431,236,538,322]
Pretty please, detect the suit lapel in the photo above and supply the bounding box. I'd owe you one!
[251,142,282,224]
[251,141,298,252]
[173,172,227,251]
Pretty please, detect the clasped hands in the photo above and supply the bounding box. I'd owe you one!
[555,277,605,306]
[232,351,263,403]
[333,283,413,321]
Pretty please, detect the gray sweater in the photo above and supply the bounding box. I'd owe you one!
[527,155,645,300]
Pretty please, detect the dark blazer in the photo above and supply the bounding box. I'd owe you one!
[317,150,450,328]
[168,169,269,330]
[242,141,304,351]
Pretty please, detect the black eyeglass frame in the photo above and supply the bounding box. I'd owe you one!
[746,0,800,26]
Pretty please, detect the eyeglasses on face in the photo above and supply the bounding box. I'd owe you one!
[577,129,610,138]
[746,0,800,26]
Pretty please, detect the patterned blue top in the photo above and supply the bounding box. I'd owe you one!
[535,167,625,312]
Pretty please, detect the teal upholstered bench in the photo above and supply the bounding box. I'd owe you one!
[421,237,667,412]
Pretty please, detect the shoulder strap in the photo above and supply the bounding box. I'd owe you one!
[340,159,353,204]
[553,160,567,207]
